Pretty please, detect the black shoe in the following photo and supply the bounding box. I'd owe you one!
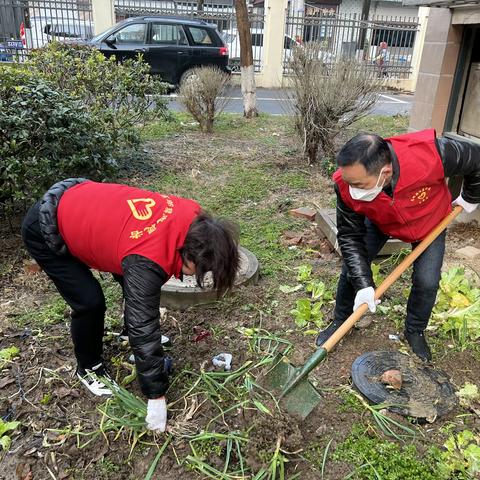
[316,320,344,347]
[76,362,116,397]
[404,330,432,362]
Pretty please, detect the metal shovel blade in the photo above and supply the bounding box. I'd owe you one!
[261,353,324,420]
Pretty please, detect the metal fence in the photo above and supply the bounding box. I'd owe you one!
[0,0,93,61]
[0,1,418,79]
[284,10,419,79]
[114,0,265,72]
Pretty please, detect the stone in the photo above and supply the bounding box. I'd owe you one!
[455,246,480,259]
[23,259,41,274]
[356,316,374,329]
[381,369,403,390]
[289,207,316,221]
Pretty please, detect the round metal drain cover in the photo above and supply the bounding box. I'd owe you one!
[351,350,457,421]
[161,246,259,310]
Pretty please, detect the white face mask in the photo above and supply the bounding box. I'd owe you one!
[349,168,386,202]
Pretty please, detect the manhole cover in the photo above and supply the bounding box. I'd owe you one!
[351,350,457,421]
[161,246,259,310]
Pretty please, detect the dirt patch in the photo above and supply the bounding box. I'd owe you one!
[1,115,478,479]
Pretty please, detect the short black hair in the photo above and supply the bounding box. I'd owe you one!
[180,212,239,298]
[337,133,392,175]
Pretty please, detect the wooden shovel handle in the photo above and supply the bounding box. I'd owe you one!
[321,205,463,353]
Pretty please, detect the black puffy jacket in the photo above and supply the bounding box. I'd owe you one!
[336,136,480,292]
[39,179,170,399]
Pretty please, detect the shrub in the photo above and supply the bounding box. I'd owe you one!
[289,43,381,170]
[0,67,116,210]
[178,66,230,133]
[28,42,169,149]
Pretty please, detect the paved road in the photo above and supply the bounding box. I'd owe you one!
[164,87,413,116]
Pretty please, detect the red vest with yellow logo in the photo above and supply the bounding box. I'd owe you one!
[333,129,452,243]
[57,181,201,276]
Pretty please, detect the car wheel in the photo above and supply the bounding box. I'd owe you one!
[179,69,200,88]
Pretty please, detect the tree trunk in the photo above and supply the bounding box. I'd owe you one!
[234,0,258,118]
[197,0,204,12]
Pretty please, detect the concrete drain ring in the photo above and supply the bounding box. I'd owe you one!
[160,246,259,310]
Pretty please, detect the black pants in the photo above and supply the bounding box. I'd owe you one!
[334,220,446,332]
[21,202,106,369]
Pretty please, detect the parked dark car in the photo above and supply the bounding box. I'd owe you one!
[88,16,230,85]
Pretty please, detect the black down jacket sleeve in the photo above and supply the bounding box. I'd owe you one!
[436,137,480,204]
[335,184,374,292]
[38,177,87,254]
[121,254,169,399]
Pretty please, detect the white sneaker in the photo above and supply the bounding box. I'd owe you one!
[76,363,115,397]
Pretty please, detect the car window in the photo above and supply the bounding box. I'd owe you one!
[48,23,92,38]
[188,26,213,45]
[108,23,146,44]
[150,24,188,45]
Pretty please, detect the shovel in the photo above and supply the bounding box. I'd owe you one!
[262,206,463,419]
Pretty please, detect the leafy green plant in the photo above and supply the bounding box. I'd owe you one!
[29,42,168,149]
[430,267,480,346]
[0,67,116,210]
[438,430,480,479]
[296,264,312,282]
[306,280,334,302]
[0,419,20,450]
[0,346,20,368]
[288,271,334,330]
[291,298,323,328]
[371,263,383,286]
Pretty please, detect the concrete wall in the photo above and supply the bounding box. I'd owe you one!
[408,7,463,133]
[372,2,418,18]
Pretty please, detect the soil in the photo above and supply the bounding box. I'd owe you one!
[2,125,480,479]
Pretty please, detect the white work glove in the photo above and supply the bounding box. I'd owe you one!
[146,397,167,432]
[354,286,380,313]
[452,195,478,214]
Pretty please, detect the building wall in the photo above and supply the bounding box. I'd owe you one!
[372,2,418,18]
[338,0,418,18]
[409,7,463,133]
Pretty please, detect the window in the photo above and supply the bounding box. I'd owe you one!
[150,24,188,45]
[188,26,213,45]
[108,23,146,44]
[251,33,264,47]
[371,27,416,48]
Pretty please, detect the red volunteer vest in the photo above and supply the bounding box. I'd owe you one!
[333,129,452,243]
[57,181,201,276]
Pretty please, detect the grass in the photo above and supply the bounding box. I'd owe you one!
[147,157,309,277]
[333,424,442,480]
[352,114,409,138]
[16,295,67,327]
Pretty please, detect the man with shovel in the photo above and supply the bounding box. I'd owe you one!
[22,178,239,432]
[316,129,480,361]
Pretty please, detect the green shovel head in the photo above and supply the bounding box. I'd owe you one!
[261,354,322,420]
